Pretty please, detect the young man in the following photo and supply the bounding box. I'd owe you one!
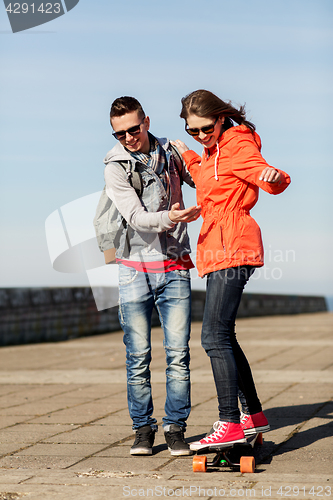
[104,96,201,456]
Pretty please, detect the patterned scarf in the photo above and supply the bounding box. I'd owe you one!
[127,133,170,196]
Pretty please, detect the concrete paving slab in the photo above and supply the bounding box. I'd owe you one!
[88,415,133,426]
[28,406,128,425]
[0,312,331,500]
[263,446,332,475]
[0,417,34,429]
[0,471,34,485]
[40,426,133,444]
[0,403,81,417]
[0,425,76,444]
[0,455,82,469]
[68,456,170,473]
[0,445,25,456]
[14,444,106,457]
[278,417,333,451]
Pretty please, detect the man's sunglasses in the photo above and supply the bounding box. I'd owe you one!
[185,117,218,137]
[112,119,144,140]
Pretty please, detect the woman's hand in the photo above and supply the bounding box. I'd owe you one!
[168,203,201,224]
[259,167,281,183]
[170,140,189,155]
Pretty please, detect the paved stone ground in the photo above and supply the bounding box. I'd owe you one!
[0,312,332,499]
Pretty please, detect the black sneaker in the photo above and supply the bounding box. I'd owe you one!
[164,424,193,456]
[130,425,156,455]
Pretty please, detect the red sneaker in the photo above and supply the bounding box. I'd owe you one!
[190,421,246,451]
[240,411,270,436]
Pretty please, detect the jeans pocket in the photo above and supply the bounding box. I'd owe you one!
[174,269,190,279]
[118,265,139,286]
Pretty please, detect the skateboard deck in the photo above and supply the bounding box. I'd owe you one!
[192,432,263,473]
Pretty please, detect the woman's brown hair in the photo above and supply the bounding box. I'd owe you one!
[180,89,255,134]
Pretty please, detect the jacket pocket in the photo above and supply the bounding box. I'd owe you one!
[220,226,226,253]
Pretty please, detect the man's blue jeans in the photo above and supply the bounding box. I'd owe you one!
[118,264,191,430]
[202,266,262,423]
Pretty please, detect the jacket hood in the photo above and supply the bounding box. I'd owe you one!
[103,135,170,165]
[206,125,262,182]
[219,124,262,151]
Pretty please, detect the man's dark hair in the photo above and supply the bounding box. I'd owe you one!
[110,96,145,121]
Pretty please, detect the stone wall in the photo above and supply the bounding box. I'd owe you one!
[0,287,328,346]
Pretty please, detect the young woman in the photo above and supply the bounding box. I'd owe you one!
[172,89,291,450]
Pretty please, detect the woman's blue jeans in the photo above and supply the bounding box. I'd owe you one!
[202,266,262,423]
[118,264,191,430]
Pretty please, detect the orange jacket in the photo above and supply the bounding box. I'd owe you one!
[182,125,291,277]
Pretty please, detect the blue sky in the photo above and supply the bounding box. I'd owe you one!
[0,0,332,301]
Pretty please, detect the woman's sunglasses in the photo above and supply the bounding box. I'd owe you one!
[185,117,218,137]
[112,119,144,141]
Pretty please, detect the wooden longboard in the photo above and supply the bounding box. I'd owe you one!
[192,432,263,473]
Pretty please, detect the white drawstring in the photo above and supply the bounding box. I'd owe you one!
[203,141,220,181]
[214,141,220,180]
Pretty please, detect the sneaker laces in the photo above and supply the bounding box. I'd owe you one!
[167,429,185,446]
[202,421,228,443]
[240,412,250,425]
[134,427,154,441]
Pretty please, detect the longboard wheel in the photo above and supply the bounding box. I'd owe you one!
[256,432,263,445]
[240,456,255,473]
[193,455,207,472]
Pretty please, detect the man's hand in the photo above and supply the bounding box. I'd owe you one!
[259,167,281,183]
[170,140,189,155]
[169,203,201,224]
